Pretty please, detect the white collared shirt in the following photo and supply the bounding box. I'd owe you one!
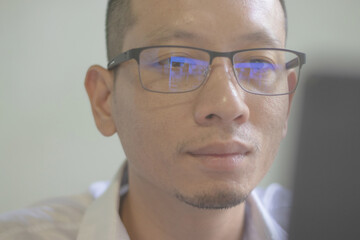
[0,162,291,240]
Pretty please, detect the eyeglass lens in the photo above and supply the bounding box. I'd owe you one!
[139,47,300,95]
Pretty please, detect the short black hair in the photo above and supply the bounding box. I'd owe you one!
[106,0,134,61]
[105,0,288,61]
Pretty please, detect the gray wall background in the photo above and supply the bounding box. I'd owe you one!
[1,0,359,214]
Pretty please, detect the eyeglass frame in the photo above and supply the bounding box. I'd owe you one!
[107,45,306,96]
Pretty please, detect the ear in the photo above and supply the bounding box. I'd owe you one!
[85,65,116,136]
[282,71,297,138]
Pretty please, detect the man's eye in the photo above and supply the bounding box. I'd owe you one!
[156,56,188,67]
[249,59,275,70]
[170,60,185,68]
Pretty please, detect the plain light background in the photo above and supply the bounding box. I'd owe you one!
[1,0,359,214]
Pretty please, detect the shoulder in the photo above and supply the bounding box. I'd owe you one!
[0,193,94,240]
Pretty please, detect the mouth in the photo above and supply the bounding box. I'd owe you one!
[187,141,252,172]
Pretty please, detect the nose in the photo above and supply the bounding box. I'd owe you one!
[193,58,250,126]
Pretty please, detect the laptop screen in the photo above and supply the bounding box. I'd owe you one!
[288,72,360,240]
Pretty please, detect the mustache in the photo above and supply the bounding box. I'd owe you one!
[175,125,261,154]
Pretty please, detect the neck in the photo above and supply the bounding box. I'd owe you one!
[120,171,246,240]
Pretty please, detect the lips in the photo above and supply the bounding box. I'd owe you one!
[186,141,252,172]
[188,141,251,157]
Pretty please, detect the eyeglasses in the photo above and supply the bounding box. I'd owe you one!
[108,45,306,95]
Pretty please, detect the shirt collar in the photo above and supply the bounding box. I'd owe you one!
[77,162,130,240]
[243,189,288,240]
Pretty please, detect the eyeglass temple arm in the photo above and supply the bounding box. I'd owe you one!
[286,53,306,70]
[108,51,133,70]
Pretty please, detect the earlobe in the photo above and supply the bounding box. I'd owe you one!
[282,94,292,138]
[282,119,289,138]
[287,71,297,116]
[282,72,297,138]
[85,65,117,136]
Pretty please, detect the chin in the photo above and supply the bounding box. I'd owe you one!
[174,185,251,210]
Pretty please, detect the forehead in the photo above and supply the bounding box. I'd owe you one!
[123,0,285,51]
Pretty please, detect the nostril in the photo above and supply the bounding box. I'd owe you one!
[206,114,215,119]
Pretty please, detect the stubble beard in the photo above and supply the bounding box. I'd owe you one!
[175,190,249,210]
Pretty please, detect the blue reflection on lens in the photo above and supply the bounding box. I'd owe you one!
[168,56,208,90]
[234,62,278,90]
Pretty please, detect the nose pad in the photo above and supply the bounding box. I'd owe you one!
[202,59,238,88]
[202,67,211,81]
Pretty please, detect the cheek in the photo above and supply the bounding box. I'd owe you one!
[113,94,170,183]
[251,96,289,135]
[112,73,192,179]
[248,96,289,165]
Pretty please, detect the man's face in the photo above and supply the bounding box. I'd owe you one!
[112,0,290,208]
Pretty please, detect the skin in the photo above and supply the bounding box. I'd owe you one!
[85,0,293,239]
